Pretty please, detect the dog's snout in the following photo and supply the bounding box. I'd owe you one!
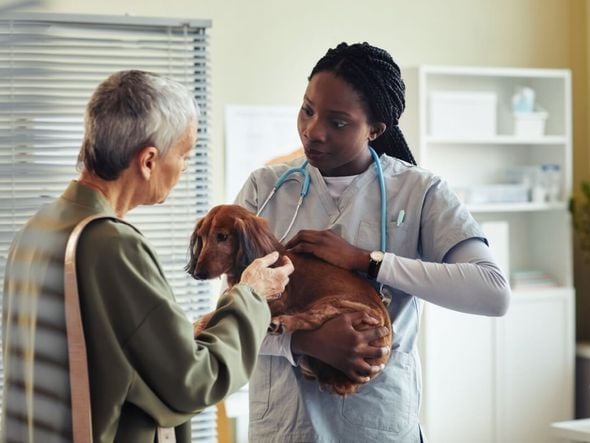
[193,271,209,280]
[188,262,208,280]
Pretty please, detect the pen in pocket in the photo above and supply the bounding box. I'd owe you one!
[396,210,406,227]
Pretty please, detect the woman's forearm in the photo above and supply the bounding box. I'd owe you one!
[378,238,510,316]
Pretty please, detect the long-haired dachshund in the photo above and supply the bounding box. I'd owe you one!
[186,204,392,395]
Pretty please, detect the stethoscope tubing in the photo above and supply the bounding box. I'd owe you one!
[370,147,387,252]
[257,146,387,251]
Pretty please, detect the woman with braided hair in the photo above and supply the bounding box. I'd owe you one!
[234,42,510,442]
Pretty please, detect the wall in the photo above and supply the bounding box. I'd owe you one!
[28,0,571,200]
[25,0,587,336]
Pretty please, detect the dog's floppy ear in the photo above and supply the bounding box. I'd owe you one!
[234,213,278,275]
[185,216,205,276]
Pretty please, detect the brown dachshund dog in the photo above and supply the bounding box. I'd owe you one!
[186,204,392,395]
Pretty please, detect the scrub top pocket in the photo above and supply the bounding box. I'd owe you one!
[357,220,412,257]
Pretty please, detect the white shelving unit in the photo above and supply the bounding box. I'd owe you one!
[403,66,576,443]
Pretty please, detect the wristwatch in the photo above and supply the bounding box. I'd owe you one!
[367,250,385,280]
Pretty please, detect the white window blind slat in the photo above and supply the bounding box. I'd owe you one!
[0,13,215,442]
[0,74,208,83]
[0,50,205,59]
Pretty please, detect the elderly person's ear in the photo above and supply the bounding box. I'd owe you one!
[138,146,159,179]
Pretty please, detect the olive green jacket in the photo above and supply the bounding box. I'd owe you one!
[2,181,271,442]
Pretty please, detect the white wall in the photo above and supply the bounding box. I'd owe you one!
[27,0,572,203]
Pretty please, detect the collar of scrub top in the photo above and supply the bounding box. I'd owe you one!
[257,146,388,256]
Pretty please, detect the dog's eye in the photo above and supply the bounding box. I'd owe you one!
[216,233,228,242]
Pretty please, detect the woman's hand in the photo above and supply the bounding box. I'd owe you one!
[285,229,370,272]
[291,312,390,383]
[240,252,294,300]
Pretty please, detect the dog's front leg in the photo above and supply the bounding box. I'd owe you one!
[268,297,371,334]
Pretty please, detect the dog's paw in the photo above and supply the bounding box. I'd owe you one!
[267,319,284,335]
[299,358,317,380]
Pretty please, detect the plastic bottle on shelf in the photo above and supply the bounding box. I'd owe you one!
[542,164,561,202]
[531,165,547,203]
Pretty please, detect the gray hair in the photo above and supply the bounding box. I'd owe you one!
[78,70,200,180]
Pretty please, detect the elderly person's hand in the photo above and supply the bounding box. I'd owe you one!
[240,252,294,300]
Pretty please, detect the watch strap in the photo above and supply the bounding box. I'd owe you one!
[367,252,383,280]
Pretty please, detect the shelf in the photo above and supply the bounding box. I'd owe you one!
[412,65,574,443]
[510,286,574,300]
[419,65,571,79]
[467,201,566,213]
[424,135,567,145]
[550,419,590,443]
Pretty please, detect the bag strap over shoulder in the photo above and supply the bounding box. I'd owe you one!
[64,214,176,443]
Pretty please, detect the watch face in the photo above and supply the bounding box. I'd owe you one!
[370,250,385,262]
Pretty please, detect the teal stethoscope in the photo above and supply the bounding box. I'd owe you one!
[257,146,390,300]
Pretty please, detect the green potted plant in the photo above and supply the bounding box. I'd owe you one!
[571,181,590,260]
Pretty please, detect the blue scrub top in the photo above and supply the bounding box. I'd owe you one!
[235,154,484,443]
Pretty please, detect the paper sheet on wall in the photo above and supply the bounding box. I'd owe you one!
[224,105,302,202]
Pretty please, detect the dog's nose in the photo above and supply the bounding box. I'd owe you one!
[193,271,209,280]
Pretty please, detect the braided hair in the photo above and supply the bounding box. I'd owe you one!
[309,42,416,165]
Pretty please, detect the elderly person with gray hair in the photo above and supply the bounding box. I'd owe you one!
[2,70,293,443]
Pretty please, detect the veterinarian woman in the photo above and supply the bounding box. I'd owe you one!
[2,70,293,442]
[234,42,511,442]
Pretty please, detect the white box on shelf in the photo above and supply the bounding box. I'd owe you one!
[466,184,529,204]
[513,111,547,137]
[429,91,497,138]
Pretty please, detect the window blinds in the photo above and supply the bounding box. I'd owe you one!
[0,13,216,442]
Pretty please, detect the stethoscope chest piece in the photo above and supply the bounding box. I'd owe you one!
[379,284,391,307]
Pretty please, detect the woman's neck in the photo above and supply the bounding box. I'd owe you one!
[320,149,373,177]
[78,170,137,217]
